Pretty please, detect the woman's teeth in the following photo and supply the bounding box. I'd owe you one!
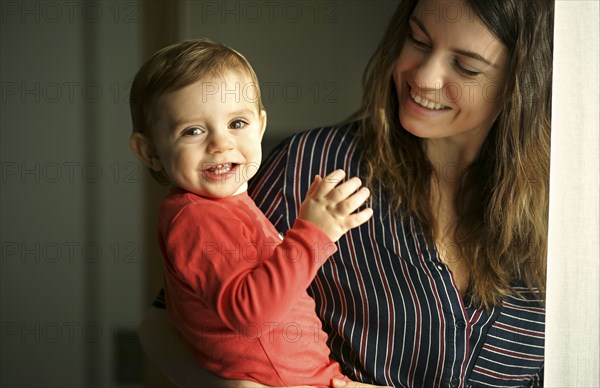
[410,90,447,110]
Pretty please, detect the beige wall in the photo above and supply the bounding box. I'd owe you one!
[544,1,599,386]
[183,0,399,153]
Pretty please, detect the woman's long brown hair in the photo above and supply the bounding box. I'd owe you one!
[355,0,554,309]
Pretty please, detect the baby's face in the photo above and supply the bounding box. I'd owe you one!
[150,71,266,198]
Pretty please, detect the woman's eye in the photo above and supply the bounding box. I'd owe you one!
[454,60,481,77]
[408,34,430,50]
[183,127,203,136]
[229,120,247,130]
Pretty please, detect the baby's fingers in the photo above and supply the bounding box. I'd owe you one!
[315,169,346,196]
[306,175,323,197]
[337,186,371,215]
[344,207,374,229]
[327,176,365,203]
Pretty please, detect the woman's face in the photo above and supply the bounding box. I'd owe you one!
[393,0,509,146]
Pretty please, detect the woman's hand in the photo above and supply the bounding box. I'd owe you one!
[331,379,393,388]
[224,382,315,388]
[224,380,391,388]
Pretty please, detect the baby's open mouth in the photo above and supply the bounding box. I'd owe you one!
[205,163,237,175]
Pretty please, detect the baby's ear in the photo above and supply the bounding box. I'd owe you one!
[259,110,267,138]
[129,133,162,171]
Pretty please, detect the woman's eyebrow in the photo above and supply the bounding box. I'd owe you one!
[453,48,496,68]
[409,15,496,69]
[409,16,431,40]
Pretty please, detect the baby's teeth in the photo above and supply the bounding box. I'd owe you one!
[209,163,233,174]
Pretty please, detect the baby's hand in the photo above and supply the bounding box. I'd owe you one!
[298,170,373,242]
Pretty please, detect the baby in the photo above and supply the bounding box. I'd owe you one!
[129,39,372,387]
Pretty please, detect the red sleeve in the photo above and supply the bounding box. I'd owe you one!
[164,204,337,334]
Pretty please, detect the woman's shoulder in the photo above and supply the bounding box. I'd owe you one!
[251,120,365,212]
[269,120,363,170]
[285,120,362,149]
[505,284,545,313]
[267,120,361,157]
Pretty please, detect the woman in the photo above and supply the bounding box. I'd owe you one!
[138,0,553,386]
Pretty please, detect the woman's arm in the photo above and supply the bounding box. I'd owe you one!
[138,306,233,387]
[138,306,317,388]
[331,381,392,388]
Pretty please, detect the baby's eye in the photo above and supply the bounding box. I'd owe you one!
[183,127,203,136]
[229,120,247,130]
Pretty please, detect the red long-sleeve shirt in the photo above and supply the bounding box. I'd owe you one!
[158,189,346,387]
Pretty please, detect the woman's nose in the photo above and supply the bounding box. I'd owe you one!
[412,53,446,92]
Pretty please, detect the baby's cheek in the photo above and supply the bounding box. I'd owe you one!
[241,162,260,182]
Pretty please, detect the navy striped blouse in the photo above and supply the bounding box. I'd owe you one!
[155,122,545,387]
[249,122,544,387]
